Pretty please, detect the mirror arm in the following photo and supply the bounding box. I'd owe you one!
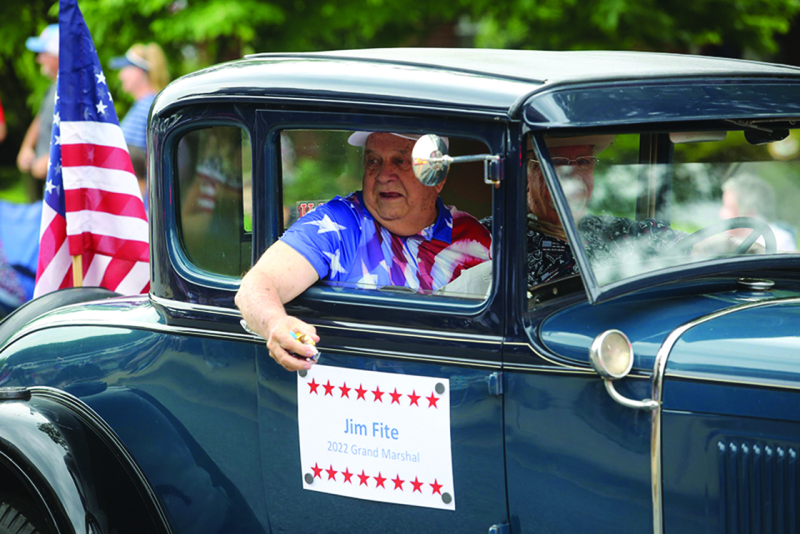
[424,154,503,186]
[603,379,659,411]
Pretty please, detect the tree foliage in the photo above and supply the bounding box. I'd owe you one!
[1,0,800,196]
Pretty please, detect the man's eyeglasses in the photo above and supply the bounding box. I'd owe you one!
[527,151,599,169]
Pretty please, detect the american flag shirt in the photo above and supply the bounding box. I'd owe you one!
[281,191,491,293]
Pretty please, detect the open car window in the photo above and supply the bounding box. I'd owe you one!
[528,127,800,295]
[279,130,493,300]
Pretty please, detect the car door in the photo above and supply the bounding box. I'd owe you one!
[253,109,510,533]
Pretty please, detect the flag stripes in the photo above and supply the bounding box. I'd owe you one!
[65,189,148,219]
[62,144,135,173]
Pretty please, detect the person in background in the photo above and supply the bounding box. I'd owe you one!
[719,173,798,251]
[17,24,59,183]
[128,145,149,214]
[0,95,7,143]
[110,43,170,152]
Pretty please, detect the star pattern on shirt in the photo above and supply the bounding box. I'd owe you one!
[95,72,106,85]
[304,213,346,235]
[357,260,378,286]
[53,112,60,126]
[96,100,108,115]
[54,134,61,146]
[54,92,59,104]
[323,248,347,274]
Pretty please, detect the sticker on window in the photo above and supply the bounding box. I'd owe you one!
[297,199,331,218]
[298,365,455,510]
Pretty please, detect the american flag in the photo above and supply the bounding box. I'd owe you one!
[34,0,149,298]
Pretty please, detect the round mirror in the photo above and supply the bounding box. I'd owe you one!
[412,134,450,186]
[589,329,634,380]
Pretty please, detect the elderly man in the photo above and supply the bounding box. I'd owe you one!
[236,132,491,371]
[476,135,686,289]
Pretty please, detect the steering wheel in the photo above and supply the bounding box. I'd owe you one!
[671,216,777,255]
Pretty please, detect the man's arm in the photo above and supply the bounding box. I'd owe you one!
[17,116,40,173]
[236,240,321,371]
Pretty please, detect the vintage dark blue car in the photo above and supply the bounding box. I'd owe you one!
[1,49,800,534]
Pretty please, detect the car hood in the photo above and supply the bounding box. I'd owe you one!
[539,279,800,373]
[666,300,800,389]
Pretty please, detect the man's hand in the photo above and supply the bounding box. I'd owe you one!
[17,146,35,173]
[692,234,765,255]
[265,316,320,371]
[31,155,49,179]
[236,240,321,372]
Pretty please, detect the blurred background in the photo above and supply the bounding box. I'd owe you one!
[2,0,800,203]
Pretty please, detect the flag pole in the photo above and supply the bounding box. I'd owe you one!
[72,255,83,287]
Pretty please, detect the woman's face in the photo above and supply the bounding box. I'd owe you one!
[527,144,595,224]
[119,65,148,95]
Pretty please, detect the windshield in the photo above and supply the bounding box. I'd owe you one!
[528,127,800,291]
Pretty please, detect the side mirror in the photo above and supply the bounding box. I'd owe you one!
[589,330,658,411]
[412,134,503,187]
[412,134,450,186]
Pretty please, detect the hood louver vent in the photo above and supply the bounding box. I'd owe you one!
[718,441,798,533]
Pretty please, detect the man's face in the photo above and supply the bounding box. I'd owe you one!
[719,190,741,219]
[37,53,58,80]
[362,133,444,236]
[527,144,595,224]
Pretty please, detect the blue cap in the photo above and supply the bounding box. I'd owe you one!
[25,24,59,56]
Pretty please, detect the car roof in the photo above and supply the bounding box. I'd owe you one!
[154,48,800,119]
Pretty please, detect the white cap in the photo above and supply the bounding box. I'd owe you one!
[348,131,450,149]
[26,24,59,56]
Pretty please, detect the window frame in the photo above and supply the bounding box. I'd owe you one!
[256,109,506,318]
[165,117,254,292]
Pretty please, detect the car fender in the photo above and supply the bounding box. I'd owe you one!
[0,386,171,534]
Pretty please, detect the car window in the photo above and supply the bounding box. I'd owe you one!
[527,129,800,290]
[279,130,493,299]
[175,125,252,277]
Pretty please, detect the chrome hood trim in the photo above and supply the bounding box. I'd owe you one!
[650,295,800,534]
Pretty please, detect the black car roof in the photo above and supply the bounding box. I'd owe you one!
[153,48,800,119]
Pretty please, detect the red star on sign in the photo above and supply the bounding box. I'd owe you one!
[358,470,370,486]
[323,380,335,396]
[326,465,338,481]
[308,379,320,394]
[392,474,405,490]
[355,384,367,400]
[311,463,323,479]
[411,477,424,493]
[408,390,420,406]
[430,479,443,495]
[426,392,439,408]
[374,472,387,488]
[342,468,353,484]
[339,382,351,398]
[389,388,402,404]
[372,386,384,403]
